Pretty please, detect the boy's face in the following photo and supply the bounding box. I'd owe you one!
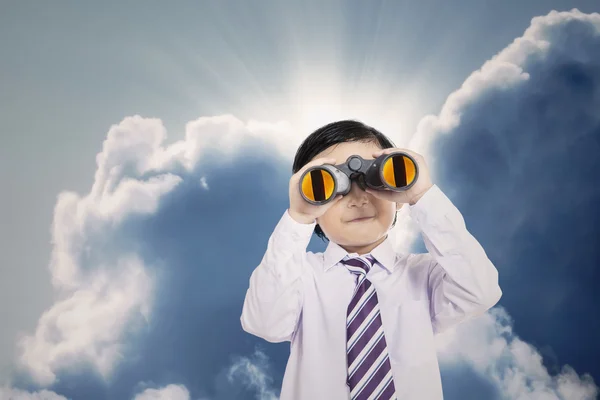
[311,140,400,255]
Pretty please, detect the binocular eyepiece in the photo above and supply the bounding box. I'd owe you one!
[299,151,419,205]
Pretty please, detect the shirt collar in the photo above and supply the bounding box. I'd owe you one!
[322,234,398,273]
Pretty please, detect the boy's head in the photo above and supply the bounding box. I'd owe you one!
[292,120,400,252]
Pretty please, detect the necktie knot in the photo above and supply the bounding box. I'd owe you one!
[340,254,376,276]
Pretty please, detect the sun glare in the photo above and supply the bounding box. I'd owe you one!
[284,80,417,146]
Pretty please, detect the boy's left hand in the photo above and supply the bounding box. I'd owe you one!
[365,148,434,206]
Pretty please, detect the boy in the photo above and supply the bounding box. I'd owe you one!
[240,120,502,399]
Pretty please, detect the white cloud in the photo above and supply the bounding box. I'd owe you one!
[17,257,152,386]
[434,306,598,400]
[409,8,600,172]
[401,7,600,400]
[390,12,600,256]
[129,350,276,400]
[8,6,599,399]
[199,176,209,190]
[132,384,190,400]
[227,349,278,400]
[0,386,67,400]
[182,115,297,169]
[15,114,303,387]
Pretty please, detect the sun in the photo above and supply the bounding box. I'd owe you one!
[278,69,421,146]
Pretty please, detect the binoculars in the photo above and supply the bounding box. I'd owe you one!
[299,151,419,205]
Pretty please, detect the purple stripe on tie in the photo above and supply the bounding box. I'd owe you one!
[375,376,396,400]
[348,290,376,329]
[355,356,392,400]
[342,258,370,273]
[347,280,372,319]
[347,293,378,339]
[348,308,380,353]
[347,318,382,365]
[348,333,386,385]
[348,307,379,351]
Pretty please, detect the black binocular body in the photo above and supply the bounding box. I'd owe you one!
[299,151,419,205]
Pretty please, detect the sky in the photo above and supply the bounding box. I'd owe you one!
[1,1,599,399]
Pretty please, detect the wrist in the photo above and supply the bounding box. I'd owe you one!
[409,184,433,205]
[288,209,316,225]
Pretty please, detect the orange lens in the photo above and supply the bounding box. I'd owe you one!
[381,154,416,188]
[301,168,335,202]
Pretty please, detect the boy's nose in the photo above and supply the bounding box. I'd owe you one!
[350,175,368,191]
[349,180,363,192]
[347,182,370,205]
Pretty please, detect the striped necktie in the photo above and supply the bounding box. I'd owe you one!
[341,254,396,400]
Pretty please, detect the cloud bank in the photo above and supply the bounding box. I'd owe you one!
[0,386,67,400]
[4,7,599,400]
[133,384,191,400]
[407,7,600,400]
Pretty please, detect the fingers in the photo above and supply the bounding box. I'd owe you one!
[365,188,395,201]
[328,194,344,208]
[368,188,411,205]
[327,194,343,205]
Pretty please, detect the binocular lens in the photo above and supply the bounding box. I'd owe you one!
[382,154,417,189]
[301,168,335,202]
[299,152,418,205]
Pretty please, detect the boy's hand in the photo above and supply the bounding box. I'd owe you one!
[366,148,433,206]
[288,157,344,224]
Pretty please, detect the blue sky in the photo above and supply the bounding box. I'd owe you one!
[1,1,599,399]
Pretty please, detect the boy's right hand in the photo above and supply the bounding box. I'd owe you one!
[288,157,344,224]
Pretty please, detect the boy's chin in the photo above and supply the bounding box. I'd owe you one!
[337,233,381,246]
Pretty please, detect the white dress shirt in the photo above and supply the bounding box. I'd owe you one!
[240,184,502,399]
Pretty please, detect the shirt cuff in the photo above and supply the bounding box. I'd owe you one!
[408,184,448,219]
[273,209,317,251]
[408,184,466,254]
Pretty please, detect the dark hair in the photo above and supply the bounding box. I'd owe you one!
[292,119,398,242]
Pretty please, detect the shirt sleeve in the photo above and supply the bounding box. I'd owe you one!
[240,208,316,343]
[408,184,503,335]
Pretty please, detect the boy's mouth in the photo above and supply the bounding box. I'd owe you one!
[348,216,375,223]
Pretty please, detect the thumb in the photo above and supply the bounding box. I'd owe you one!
[366,188,395,201]
[327,195,343,206]
[320,195,343,213]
